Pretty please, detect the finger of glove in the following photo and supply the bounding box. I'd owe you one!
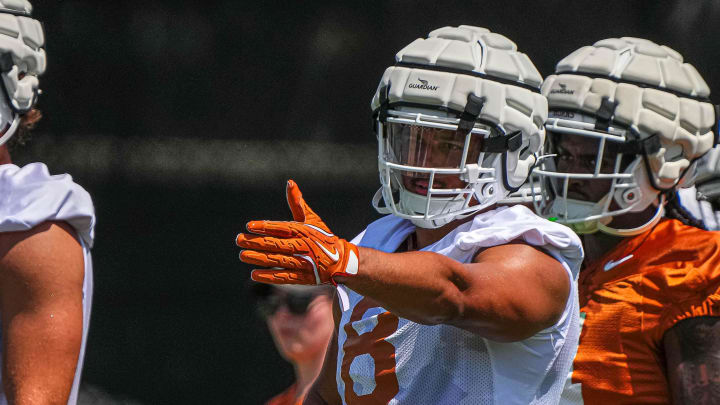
[251,269,318,285]
[245,221,297,238]
[286,180,332,233]
[240,250,313,271]
[286,180,307,222]
[236,233,307,254]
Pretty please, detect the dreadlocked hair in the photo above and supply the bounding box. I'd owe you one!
[664,190,707,230]
[6,108,42,151]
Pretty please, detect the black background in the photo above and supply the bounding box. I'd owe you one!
[10,1,720,403]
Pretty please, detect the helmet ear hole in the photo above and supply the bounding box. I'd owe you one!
[481,183,495,199]
[606,155,658,213]
[622,189,639,205]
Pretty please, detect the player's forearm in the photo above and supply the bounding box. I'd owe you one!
[335,247,473,327]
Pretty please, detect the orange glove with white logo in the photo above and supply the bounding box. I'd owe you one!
[236,180,360,285]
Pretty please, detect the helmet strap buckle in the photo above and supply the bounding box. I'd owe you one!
[458,93,485,133]
[480,130,522,153]
[594,96,618,131]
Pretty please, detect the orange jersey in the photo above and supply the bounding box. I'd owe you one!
[565,219,720,404]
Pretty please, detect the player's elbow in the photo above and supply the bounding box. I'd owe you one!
[421,288,467,326]
[418,264,472,325]
[503,306,559,341]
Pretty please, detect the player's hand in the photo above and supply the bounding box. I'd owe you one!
[236,180,359,285]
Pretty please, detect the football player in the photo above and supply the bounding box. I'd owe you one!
[0,2,95,404]
[237,26,584,404]
[533,37,720,403]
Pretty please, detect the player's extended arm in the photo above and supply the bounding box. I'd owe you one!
[0,221,85,405]
[343,241,569,342]
[237,181,570,342]
[664,316,720,405]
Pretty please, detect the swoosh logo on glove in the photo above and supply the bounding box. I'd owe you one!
[305,223,335,237]
[314,240,340,262]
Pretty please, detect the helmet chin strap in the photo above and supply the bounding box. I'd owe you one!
[596,195,666,237]
[400,187,466,229]
[0,114,20,147]
[551,196,611,234]
[372,188,392,215]
[371,186,476,229]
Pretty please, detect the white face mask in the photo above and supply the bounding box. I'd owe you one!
[373,109,502,228]
[532,113,668,236]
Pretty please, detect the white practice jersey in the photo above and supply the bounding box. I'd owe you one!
[335,205,584,405]
[676,186,720,231]
[0,163,95,405]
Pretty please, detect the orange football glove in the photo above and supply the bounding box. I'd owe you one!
[236,180,359,285]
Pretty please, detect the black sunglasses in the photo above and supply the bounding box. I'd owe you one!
[256,290,322,318]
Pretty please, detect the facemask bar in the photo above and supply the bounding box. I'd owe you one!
[375,109,499,226]
[0,114,21,147]
[501,181,542,204]
[383,109,492,138]
[532,116,645,227]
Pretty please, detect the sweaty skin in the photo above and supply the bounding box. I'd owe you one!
[0,146,85,405]
[0,222,84,405]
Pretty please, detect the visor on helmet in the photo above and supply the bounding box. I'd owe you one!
[386,123,484,170]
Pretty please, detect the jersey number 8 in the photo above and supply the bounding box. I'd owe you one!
[340,297,400,404]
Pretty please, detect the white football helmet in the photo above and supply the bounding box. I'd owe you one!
[370,25,547,228]
[0,0,45,147]
[533,37,716,236]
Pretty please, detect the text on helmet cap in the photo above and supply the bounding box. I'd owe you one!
[408,78,439,91]
[550,83,575,95]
